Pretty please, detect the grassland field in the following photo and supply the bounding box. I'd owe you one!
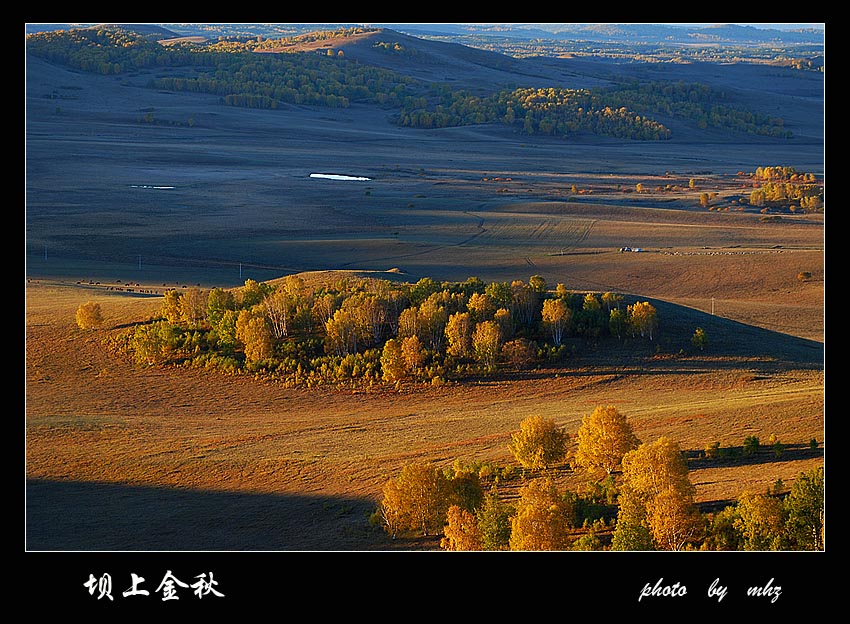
[25,46,824,557]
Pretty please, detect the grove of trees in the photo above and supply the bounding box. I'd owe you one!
[374,406,824,551]
[104,274,663,389]
[747,166,824,213]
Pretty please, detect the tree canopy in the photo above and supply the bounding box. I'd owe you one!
[573,405,641,477]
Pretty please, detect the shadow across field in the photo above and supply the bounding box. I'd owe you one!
[26,479,390,552]
[637,298,823,367]
[686,442,823,470]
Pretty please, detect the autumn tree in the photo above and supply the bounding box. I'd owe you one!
[401,334,425,377]
[528,274,547,294]
[445,463,484,512]
[612,436,701,551]
[628,301,658,340]
[417,296,448,350]
[493,308,513,342]
[178,287,207,328]
[356,294,388,346]
[378,463,450,538]
[75,301,104,329]
[511,279,540,328]
[472,320,502,373]
[441,505,483,551]
[502,338,537,370]
[236,308,273,363]
[609,308,627,340]
[445,311,473,358]
[582,292,601,313]
[263,287,297,339]
[734,491,786,550]
[312,292,340,328]
[324,308,358,356]
[380,337,407,383]
[467,292,496,323]
[541,298,570,346]
[161,289,182,324]
[647,485,705,550]
[397,306,420,342]
[550,283,567,300]
[509,414,568,470]
[509,478,572,550]
[573,405,641,478]
[600,291,622,313]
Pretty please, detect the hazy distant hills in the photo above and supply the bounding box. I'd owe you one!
[385,22,824,44]
[24,22,825,45]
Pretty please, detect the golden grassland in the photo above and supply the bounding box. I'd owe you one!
[25,44,824,552]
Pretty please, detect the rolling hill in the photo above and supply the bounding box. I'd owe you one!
[24,23,824,571]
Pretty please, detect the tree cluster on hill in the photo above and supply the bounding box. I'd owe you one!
[105,274,659,388]
[397,86,673,140]
[26,26,416,110]
[599,80,793,138]
[374,409,824,551]
[27,26,793,140]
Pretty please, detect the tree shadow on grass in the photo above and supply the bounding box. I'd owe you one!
[685,442,823,470]
[26,479,392,552]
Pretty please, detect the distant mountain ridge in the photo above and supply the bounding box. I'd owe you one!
[24,22,824,45]
[378,22,824,44]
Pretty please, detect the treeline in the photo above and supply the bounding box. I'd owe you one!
[397,86,673,140]
[598,80,793,138]
[152,50,415,110]
[102,274,660,388]
[26,27,417,110]
[374,410,824,551]
[27,26,791,140]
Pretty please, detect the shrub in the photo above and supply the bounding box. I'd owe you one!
[75,301,104,329]
[743,435,760,456]
[691,327,708,351]
[704,441,721,459]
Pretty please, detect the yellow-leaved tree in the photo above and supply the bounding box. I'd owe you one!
[628,301,658,340]
[472,320,502,373]
[612,436,702,551]
[509,414,568,470]
[380,338,407,383]
[573,405,641,478]
[734,491,786,551]
[445,311,474,357]
[440,505,483,551]
[541,298,570,346]
[378,463,450,539]
[235,308,273,363]
[509,478,572,550]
